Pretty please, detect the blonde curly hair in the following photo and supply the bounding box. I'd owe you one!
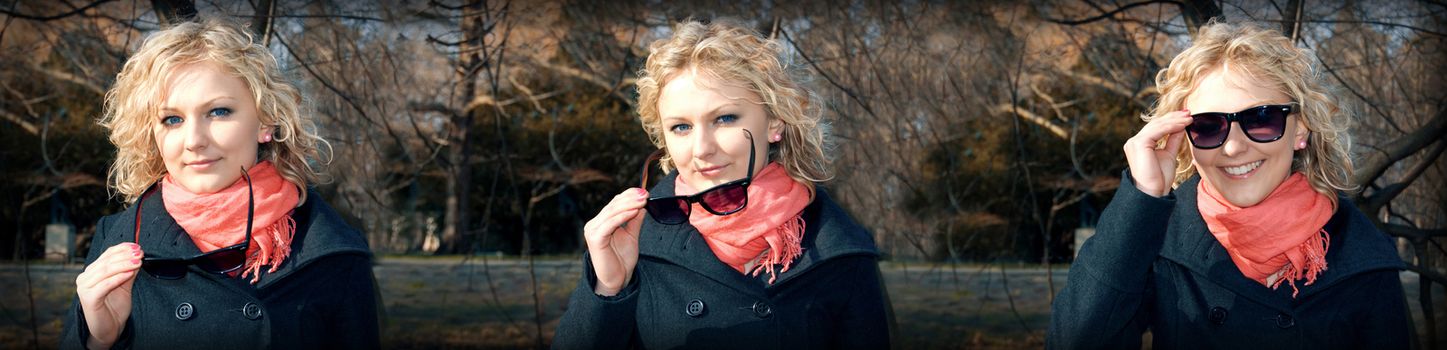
[635,18,833,192]
[1144,19,1356,198]
[100,17,331,203]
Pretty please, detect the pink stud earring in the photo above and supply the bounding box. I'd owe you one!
[1296,140,1306,150]
[771,134,782,142]
[262,134,272,143]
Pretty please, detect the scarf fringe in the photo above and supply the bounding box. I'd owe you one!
[1269,228,1331,298]
[749,215,806,284]
[242,215,297,284]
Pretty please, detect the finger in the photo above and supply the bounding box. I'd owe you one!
[593,189,648,220]
[79,246,138,288]
[600,207,643,234]
[81,257,142,291]
[90,267,140,297]
[623,208,645,235]
[1164,131,1186,155]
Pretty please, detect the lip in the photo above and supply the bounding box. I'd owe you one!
[185,158,220,169]
[694,164,728,178]
[1218,160,1263,180]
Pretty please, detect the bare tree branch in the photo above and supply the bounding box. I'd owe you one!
[1041,0,1184,26]
[0,0,116,21]
[1353,110,1447,191]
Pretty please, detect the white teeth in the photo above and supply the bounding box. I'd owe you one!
[1224,160,1262,176]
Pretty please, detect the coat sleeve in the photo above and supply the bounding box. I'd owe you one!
[318,253,382,350]
[61,215,136,350]
[551,252,640,350]
[837,256,892,350]
[1351,270,1413,349]
[1047,171,1174,350]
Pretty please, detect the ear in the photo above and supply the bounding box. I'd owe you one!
[766,117,785,143]
[1292,118,1309,150]
[258,125,274,143]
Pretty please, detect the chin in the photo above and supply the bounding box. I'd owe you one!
[177,175,234,194]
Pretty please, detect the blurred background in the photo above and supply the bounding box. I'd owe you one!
[0,0,1443,348]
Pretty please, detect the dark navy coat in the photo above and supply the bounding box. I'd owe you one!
[61,188,380,349]
[552,173,892,349]
[1049,172,1411,349]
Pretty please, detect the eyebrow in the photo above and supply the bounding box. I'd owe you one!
[158,96,237,113]
[661,102,739,123]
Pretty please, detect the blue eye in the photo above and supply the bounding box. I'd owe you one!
[209,107,232,117]
[716,114,738,124]
[669,124,692,134]
[161,116,183,126]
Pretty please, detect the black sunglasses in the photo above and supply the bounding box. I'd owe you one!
[1185,104,1295,149]
[642,129,757,225]
[134,166,253,280]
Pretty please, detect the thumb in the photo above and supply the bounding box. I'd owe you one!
[1163,131,1185,156]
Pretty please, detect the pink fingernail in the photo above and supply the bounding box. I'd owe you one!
[131,259,141,264]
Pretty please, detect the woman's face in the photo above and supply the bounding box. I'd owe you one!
[657,69,780,191]
[1185,67,1307,207]
[154,61,270,194]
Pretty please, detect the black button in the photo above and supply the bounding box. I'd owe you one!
[242,302,263,320]
[1208,307,1228,325]
[175,302,194,321]
[751,301,772,319]
[685,299,706,317]
[1275,313,1295,329]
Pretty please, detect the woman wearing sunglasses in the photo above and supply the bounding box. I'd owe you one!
[61,18,379,349]
[1048,21,1410,349]
[553,19,891,349]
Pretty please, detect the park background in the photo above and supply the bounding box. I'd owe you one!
[0,0,1443,348]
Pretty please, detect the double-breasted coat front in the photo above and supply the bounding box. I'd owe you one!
[61,188,380,349]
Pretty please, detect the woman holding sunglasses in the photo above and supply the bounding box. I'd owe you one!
[1048,21,1410,349]
[61,18,379,349]
[553,19,891,349]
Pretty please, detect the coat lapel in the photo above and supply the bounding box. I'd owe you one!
[767,189,879,288]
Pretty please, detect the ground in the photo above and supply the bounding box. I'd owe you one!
[0,257,1439,349]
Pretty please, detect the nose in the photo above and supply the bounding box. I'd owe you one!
[691,127,719,160]
[1219,122,1247,156]
[182,116,210,152]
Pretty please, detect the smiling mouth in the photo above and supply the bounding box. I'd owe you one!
[185,159,219,167]
[1222,160,1263,177]
[695,164,727,176]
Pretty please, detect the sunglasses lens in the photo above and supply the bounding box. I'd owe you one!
[1187,114,1229,148]
[699,184,748,215]
[196,248,248,274]
[646,198,690,225]
[1242,106,1289,142]
[142,258,189,280]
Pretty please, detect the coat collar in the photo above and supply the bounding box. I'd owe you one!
[638,171,879,298]
[129,186,371,290]
[1157,176,1405,310]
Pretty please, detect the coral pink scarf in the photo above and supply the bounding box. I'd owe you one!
[676,162,810,284]
[163,161,299,283]
[1198,172,1334,297]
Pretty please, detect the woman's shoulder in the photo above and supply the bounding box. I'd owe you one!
[805,187,879,257]
[1324,198,1404,269]
[290,189,371,256]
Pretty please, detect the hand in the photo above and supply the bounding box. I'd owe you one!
[75,242,143,350]
[1124,110,1191,197]
[582,188,647,296]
